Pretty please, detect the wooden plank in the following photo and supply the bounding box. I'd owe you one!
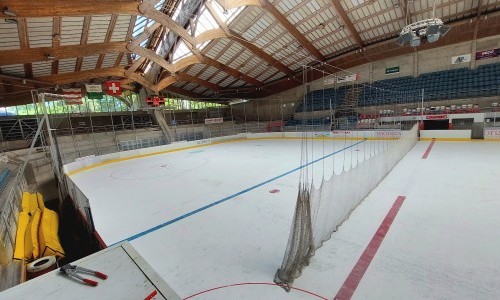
[0,0,139,18]
[331,0,364,47]
[0,42,128,65]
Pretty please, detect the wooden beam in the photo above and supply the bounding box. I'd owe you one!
[176,73,220,91]
[0,42,128,65]
[36,66,126,84]
[201,55,262,87]
[229,30,294,76]
[16,18,33,78]
[96,14,118,69]
[52,17,61,75]
[0,0,139,18]
[75,16,91,72]
[164,86,203,99]
[331,0,363,47]
[261,0,325,61]
[140,4,196,46]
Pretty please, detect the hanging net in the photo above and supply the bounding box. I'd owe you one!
[274,66,420,290]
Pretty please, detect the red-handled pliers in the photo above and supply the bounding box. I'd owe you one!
[60,264,108,286]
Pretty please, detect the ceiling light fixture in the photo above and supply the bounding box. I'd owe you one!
[396,0,450,47]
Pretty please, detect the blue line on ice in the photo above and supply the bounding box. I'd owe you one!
[113,139,366,245]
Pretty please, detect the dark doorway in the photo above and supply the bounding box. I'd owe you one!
[423,119,449,130]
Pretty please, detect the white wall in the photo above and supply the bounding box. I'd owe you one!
[420,130,471,140]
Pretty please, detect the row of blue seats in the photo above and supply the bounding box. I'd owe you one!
[0,168,11,194]
[297,63,500,111]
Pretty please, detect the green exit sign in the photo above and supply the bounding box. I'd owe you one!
[385,66,400,75]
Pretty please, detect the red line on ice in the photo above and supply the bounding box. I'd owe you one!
[334,195,407,300]
[421,139,435,159]
[182,282,328,300]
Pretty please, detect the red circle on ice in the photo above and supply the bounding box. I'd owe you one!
[269,189,280,193]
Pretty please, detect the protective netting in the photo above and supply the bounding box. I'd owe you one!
[275,124,418,289]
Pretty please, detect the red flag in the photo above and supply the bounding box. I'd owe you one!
[62,88,83,105]
[105,81,121,96]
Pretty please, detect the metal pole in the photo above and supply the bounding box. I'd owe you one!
[421,88,425,125]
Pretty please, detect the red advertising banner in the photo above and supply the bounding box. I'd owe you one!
[425,115,448,120]
[476,48,500,60]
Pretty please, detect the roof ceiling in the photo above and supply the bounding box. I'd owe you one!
[0,0,499,105]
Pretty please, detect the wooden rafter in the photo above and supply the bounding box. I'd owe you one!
[51,17,62,75]
[36,66,126,84]
[0,42,128,66]
[201,56,261,87]
[0,0,139,18]
[96,14,118,69]
[261,0,325,61]
[16,18,32,78]
[330,0,363,47]
[75,16,91,72]
[229,30,294,76]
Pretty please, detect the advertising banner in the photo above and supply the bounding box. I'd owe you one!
[451,54,471,64]
[476,48,500,60]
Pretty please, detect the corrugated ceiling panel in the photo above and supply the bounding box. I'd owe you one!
[88,15,112,44]
[219,76,237,87]
[217,43,243,64]
[231,79,246,87]
[186,64,206,76]
[61,16,84,46]
[205,39,229,59]
[242,12,273,41]
[81,55,99,71]
[276,0,302,15]
[0,22,20,51]
[0,64,25,77]
[257,69,276,82]
[193,86,206,94]
[172,81,185,88]
[267,72,285,82]
[227,50,252,69]
[27,18,53,48]
[248,64,268,78]
[209,72,227,84]
[31,61,52,77]
[231,6,262,34]
[184,82,197,90]
[238,57,261,74]
[101,52,119,68]
[198,66,219,80]
[110,14,132,42]
[58,58,77,73]
[119,54,129,66]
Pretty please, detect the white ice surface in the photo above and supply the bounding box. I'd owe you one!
[69,139,500,299]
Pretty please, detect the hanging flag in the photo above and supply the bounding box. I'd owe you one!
[62,88,83,105]
[105,81,122,96]
[85,84,104,99]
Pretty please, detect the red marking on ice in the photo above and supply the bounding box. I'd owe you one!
[144,290,157,300]
[334,195,406,300]
[421,139,435,159]
[269,189,280,193]
[94,230,107,249]
[182,282,328,300]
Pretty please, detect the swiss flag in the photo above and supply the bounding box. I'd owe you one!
[105,81,121,96]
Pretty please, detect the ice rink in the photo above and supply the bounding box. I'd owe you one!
[68,138,500,299]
